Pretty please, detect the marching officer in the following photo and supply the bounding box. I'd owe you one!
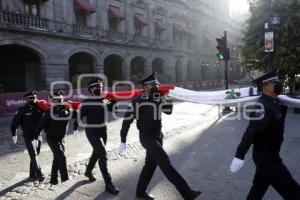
[11,91,45,182]
[77,78,119,194]
[118,73,201,200]
[230,71,300,199]
[36,90,70,185]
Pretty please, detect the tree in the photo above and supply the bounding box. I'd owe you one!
[241,0,300,93]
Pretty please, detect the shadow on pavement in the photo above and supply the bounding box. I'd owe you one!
[0,178,33,196]
[98,111,299,200]
[54,180,91,200]
[95,191,119,200]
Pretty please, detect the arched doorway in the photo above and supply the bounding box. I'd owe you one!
[130,56,146,84]
[69,52,95,88]
[187,60,193,81]
[201,60,210,80]
[104,54,123,86]
[152,58,164,74]
[175,59,182,82]
[152,58,166,82]
[0,45,42,93]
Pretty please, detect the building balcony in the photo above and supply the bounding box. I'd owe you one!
[132,34,149,44]
[152,38,169,48]
[106,31,127,41]
[0,11,48,30]
[72,24,96,37]
[0,11,179,51]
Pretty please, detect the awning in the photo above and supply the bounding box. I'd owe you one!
[173,23,187,34]
[134,15,148,26]
[108,6,125,20]
[155,21,166,32]
[74,0,96,13]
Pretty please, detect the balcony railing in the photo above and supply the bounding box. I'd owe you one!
[106,31,127,41]
[0,11,48,29]
[153,38,169,47]
[0,11,183,50]
[133,34,149,44]
[72,24,96,36]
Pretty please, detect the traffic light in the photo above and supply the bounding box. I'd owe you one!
[216,37,225,60]
[216,37,230,61]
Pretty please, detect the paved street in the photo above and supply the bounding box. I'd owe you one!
[0,102,300,200]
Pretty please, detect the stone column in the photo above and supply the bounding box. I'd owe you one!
[94,64,103,74]
[41,63,69,90]
[144,63,152,76]
[122,64,131,81]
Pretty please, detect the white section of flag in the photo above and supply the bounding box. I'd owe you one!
[168,87,300,108]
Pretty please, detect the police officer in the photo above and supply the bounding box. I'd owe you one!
[11,91,45,182]
[77,78,119,194]
[36,90,70,185]
[118,73,201,200]
[230,71,300,199]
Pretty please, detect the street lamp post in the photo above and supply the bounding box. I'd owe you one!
[266,0,274,72]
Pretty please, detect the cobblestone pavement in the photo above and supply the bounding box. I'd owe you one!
[0,102,218,199]
[1,103,300,200]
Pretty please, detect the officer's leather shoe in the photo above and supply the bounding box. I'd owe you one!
[61,177,69,183]
[184,190,201,200]
[50,179,58,185]
[37,174,45,182]
[136,192,154,200]
[84,172,96,182]
[29,174,37,180]
[105,183,119,194]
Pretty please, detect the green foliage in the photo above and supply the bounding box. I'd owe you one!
[242,0,300,79]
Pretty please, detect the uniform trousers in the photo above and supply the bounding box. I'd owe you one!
[46,136,68,182]
[137,132,191,198]
[85,128,112,185]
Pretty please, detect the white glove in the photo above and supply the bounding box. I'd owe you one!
[230,157,245,173]
[38,135,43,142]
[12,136,17,144]
[32,140,38,148]
[73,130,79,137]
[118,143,126,155]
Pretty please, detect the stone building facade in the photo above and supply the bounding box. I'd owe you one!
[0,0,243,93]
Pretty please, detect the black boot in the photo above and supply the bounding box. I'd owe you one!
[84,171,96,182]
[50,178,58,185]
[105,183,119,195]
[37,174,45,182]
[136,192,154,200]
[36,169,45,182]
[183,189,201,200]
[29,173,37,180]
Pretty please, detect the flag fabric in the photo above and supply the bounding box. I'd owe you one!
[36,85,300,110]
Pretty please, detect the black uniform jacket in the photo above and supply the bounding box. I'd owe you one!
[235,94,287,166]
[36,105,71,139]
[120,94,173,143]
[79,98,116,131]
[11,104,44,140]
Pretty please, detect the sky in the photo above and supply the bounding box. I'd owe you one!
[230,0,250,14]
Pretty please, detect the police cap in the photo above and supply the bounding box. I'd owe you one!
[141,72,160,85]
